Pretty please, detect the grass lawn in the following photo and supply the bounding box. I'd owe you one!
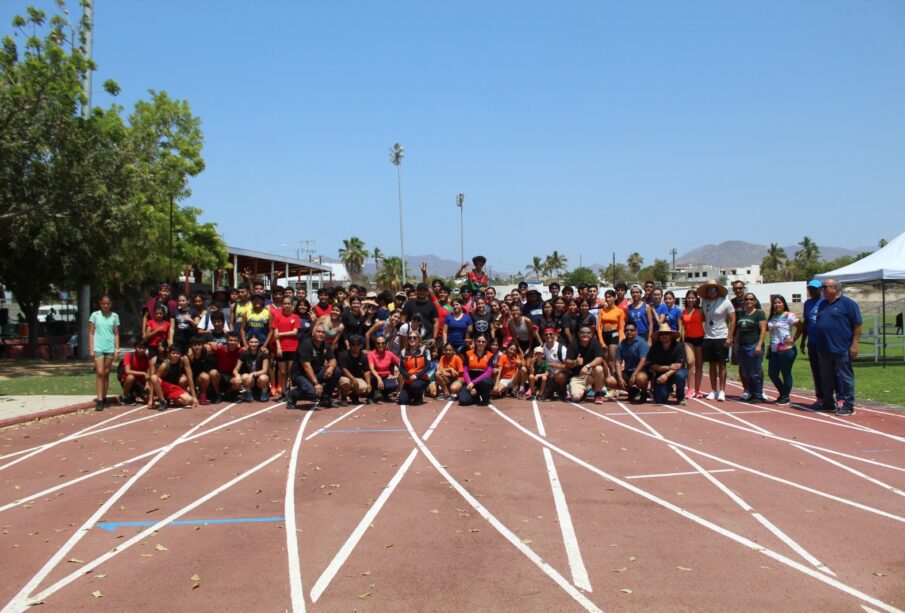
[0,373,95,395]
[783,356,905,408]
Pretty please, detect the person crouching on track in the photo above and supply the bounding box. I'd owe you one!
[287,323,340,409]
[493,342,527,398]
[459,335,495,407]
[398,330,431,406]
[367,335,400,403]
[209,332,243,403]
[235,336,271,402]
[149,344,197,411]
[338,334,373,406]
[647,323,688,405]
[435,343,464,400]
[119,339,149,405]
[186,335,213,405]
[606,322,650,403]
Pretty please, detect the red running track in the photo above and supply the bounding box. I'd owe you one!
[0,389,903,612]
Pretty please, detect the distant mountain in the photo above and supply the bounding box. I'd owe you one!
[676,241,869,267]
[361,254,511,278]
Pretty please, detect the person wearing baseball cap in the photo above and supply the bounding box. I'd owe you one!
[800,279,826,408]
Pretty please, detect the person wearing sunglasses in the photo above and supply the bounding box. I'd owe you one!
[800,280,827,409]
[813,278,862,415]
[459,335,495,406]
[564,325,608,404]
[398,331,431,405]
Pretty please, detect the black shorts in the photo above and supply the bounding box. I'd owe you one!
[685,337,703,348]
[277,351,297,363]
[602,329,620,346]
[702,338,728,362]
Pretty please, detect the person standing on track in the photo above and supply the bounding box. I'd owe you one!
[699,280,735,401]
[766,294,801,405]
[800,280,827,409]
[682,290,705,398]
[88,294,120,411]
[813,278,862,415]
[734,292,767,403]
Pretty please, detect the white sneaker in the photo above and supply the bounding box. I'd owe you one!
[706,391,716,400]
[740,391,750,401]
[718,390,726,402]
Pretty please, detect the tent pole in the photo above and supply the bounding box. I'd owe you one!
[882,280,887,367]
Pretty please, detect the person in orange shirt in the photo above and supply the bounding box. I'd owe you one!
[493,343,527,398]
[597,289,625,371]
[436,343,464,400]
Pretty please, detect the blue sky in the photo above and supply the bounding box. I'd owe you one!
[5,0,905,275]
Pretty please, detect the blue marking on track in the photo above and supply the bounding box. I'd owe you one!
[96,517,285,532]
[316,428,407,434]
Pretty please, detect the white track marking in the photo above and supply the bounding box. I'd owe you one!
[616,401,833,575]
[0,401,244,612]
[686,398,905,499]
[309,402,452,603]
[285,409,314,613]
[761,403,905,444]
[666,400,905,473]
[626,468,736,480]
[489,404,903,613]
[401,406,601,612]
[531,400,592,591]
[726,380,905,419]
[305,404,364,440]
[0,406,148,468]
[568,403,905,525]
[0,402,282,513]
[25,450,284,609]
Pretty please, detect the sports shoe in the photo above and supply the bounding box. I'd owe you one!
[835,404,854,416]
[774,396,790,405]
[122,395,136,406]
[627,388,639,402]
[739,391,751,401]
[198,394,208,406]
[706,391,716,400]
[748,397,764,404]
[639,391,649,404]
[585,390,595,402]
[523,390,533,400]
[286,397,297,410]
[156,400,168,412]
[594,394,604,405]
[260,392,270,403]
[95,399,103,412]
[338,399,348,407]
[717,390,726,402]
[318,397,333,409]
[678,399,687,406]
[606,388,618,399]
[242,390,253,403]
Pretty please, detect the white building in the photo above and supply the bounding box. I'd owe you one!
[672,264,762,286]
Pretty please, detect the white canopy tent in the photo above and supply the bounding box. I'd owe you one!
[816,230,905,364]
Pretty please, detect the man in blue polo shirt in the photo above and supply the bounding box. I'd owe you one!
[813,278,862,415]
[800,279,826,409]
[606,322,650,403]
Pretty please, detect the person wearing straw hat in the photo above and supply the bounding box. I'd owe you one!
[647,323,688,405]
[698,280,735,401]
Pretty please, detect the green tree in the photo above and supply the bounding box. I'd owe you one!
[879,238,888,249]
[601,263,629,286]
[626,252,644,275]
[544,251,568,278]
[376,256,403,291]
[795,236,821,267]
[338,236,369,275]
[372,247,384,273]
[761,242,788,283]
[563,267,598,287]
[0,4,225,350]
[638,259,670,285]
[526,256,545,279]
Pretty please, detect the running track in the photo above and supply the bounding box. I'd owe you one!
[0,386,903,611]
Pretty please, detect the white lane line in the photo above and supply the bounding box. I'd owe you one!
[0,406,149,468]
[2,401,239,611]
[701,410,771,415]
[305,404,364,440]
[687,398,905,499]
[489,404,903,613]
[531,400,592,592]
[600,410,678,416]
[26,450,285,609]
[669,400,905,474]
[625,468,736,480]
[763,403,905,444]
[0,402,282,514]
[401,406,601,612]
[285,409,314,613]
[616,401,833,576]
[568,403,905,525]
[726,380,905,419]
[309,402,452,603]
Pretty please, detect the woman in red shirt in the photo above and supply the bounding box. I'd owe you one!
[367,335,400,402]
[144,304,174,364]
[682,289,705,398]
[272,296,302,398]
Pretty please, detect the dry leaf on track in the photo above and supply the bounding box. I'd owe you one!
[620,588,633,594]
[92,591,103,598]
[155,544,168,551]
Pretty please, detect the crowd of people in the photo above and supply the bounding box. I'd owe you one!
[86,255,863,416]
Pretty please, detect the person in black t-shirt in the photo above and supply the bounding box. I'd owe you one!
[338,335,372,406]
[288,324,340,409]
[647,324,688,405]
[402,283,439,338]
[340,297,368,349]
[234,336,271,402]
[564,325,608,402]
[172,294,200,352]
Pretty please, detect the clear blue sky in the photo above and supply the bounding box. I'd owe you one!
[5,0,905,275]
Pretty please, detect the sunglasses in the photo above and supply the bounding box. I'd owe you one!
[408,335,419,339]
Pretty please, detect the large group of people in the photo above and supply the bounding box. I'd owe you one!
[86,255,863,416]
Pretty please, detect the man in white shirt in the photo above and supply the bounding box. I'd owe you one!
[698,281,735,401]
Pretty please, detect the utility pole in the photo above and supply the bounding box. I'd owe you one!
[77,1,94,360]
[669,247,678,284]
[389,144,406,285]
[456,193,465,264]
[299,240,316,261]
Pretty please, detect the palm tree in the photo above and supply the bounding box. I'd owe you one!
[527,256,545,279]
[338,236,369,275]
[545,251,568,278]
[879,238,889,249]
[376,256,403,291]
[795,236,820,266]
[372,247,384,273]
[626,252,644,275]
[763,242,787,272]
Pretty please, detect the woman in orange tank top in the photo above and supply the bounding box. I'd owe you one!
[682,289,705,398]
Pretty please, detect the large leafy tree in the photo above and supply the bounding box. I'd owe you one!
[544,251,568,278]
[0,2,226,349]
[638,259,671,285]
[563,266,598,286]
[338,236,369,276]
[526,256,545,279]
[375,256,403,291]
[761,243,788,283]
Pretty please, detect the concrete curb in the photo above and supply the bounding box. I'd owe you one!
[0,400,96,430]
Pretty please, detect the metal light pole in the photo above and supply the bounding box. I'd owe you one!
[456,193,465,264]
[76,1,94,360]
[389,143,406,286]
